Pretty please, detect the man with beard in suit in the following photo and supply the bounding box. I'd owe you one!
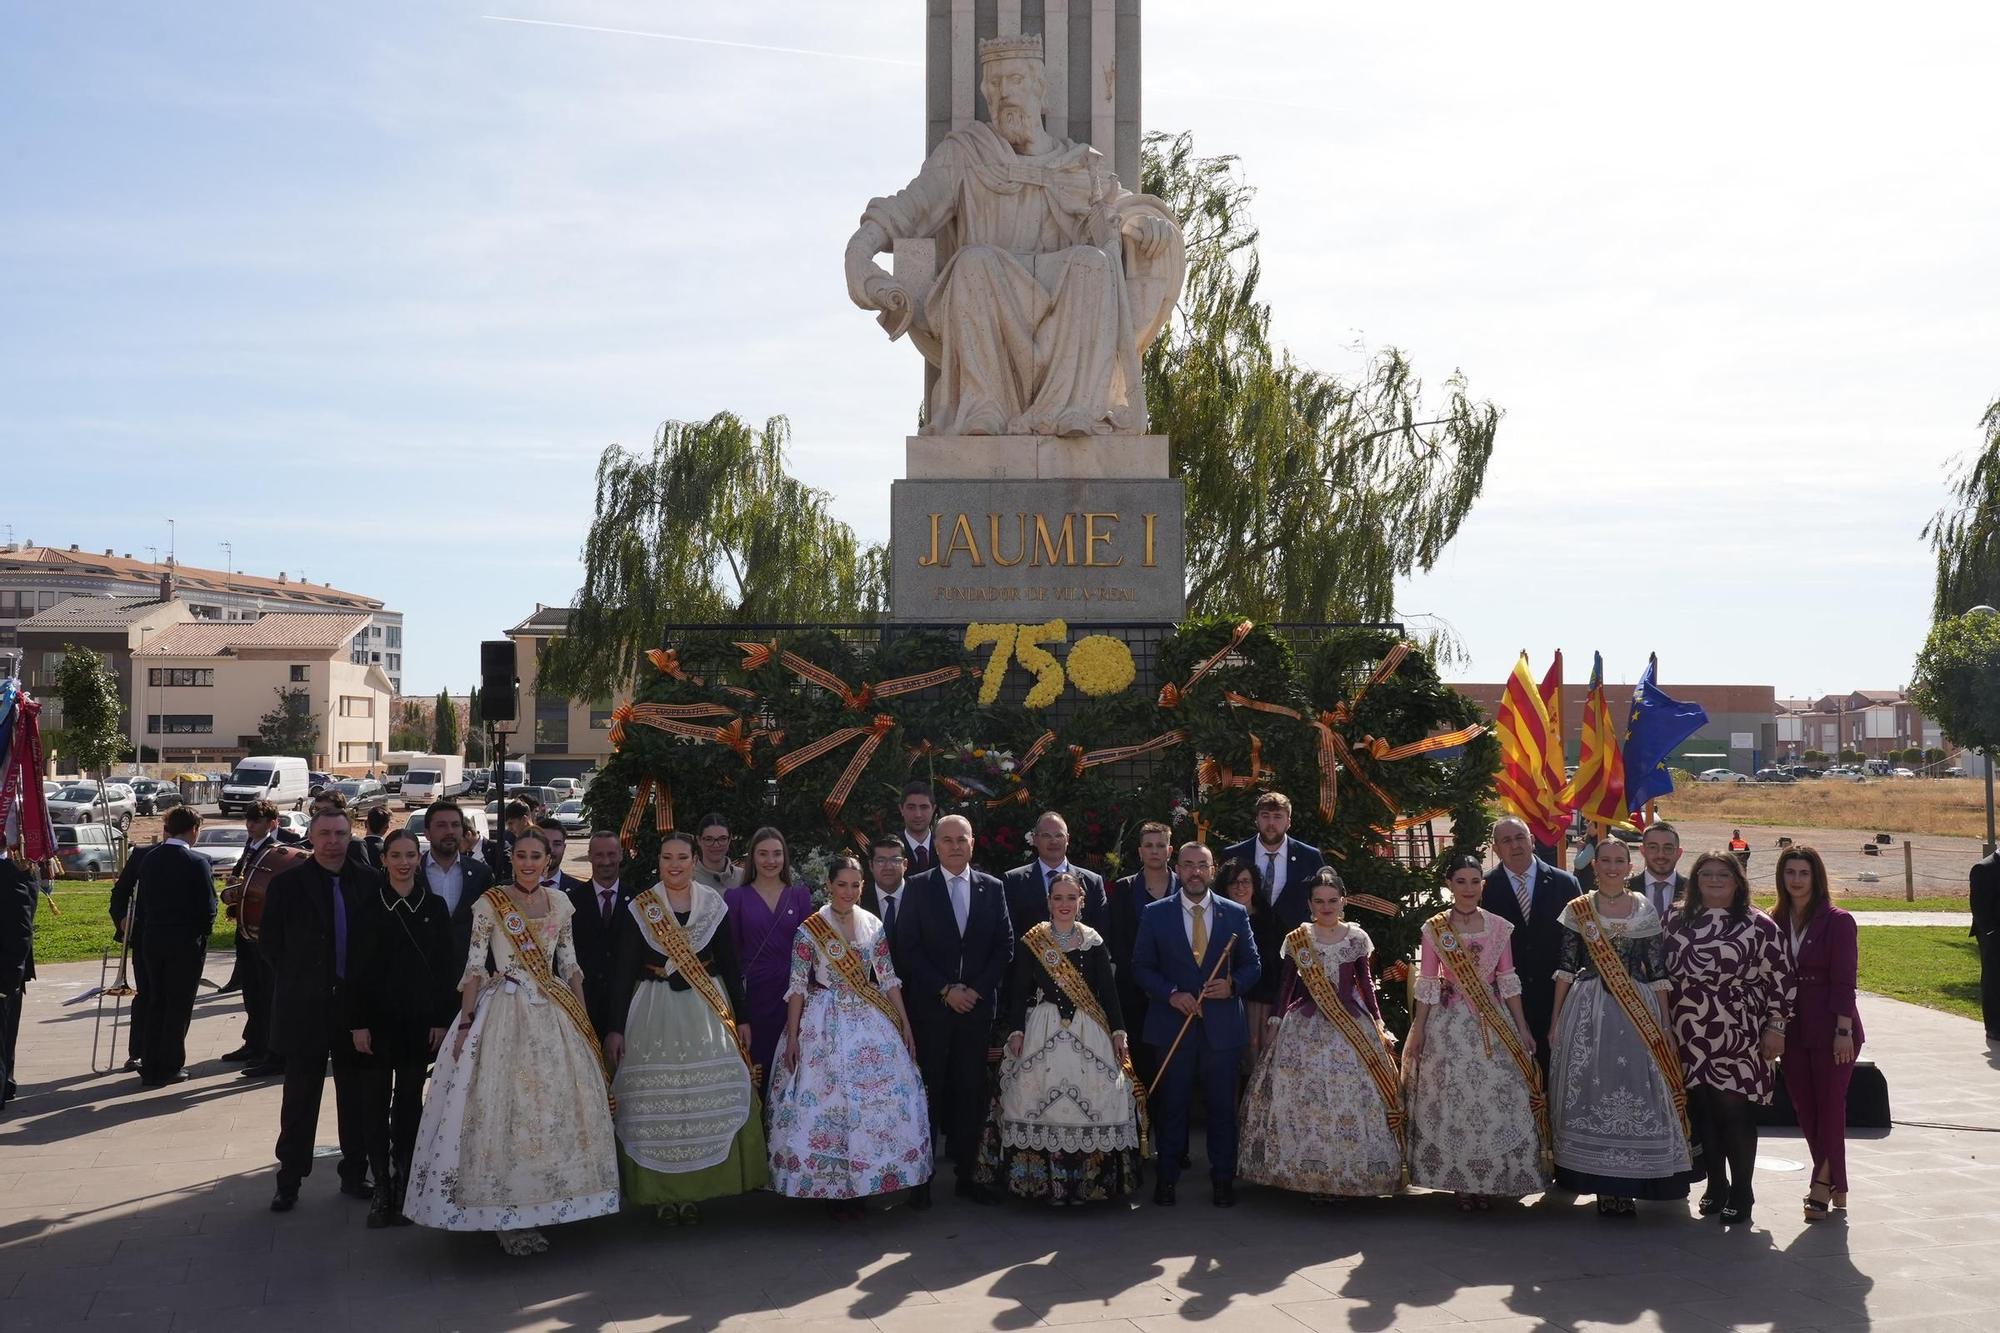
[1222,792,1324,930]
[567,830,631,1039]
[415,801,493,980]
[1479,815,1578,1076]
[536,819,586,897]
[894,813,1013,1207]
[1632,822,1688,919]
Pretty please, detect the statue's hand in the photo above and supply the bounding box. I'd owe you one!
[1122,212,1174,261]
[864,273,916,340]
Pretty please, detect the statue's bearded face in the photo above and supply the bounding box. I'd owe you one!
[983,58,1046,150]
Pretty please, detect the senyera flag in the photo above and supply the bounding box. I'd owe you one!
[1494,651,1565,846]
[1563,652,1631,832]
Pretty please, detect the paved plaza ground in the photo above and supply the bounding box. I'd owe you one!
[4,954,2000,1332]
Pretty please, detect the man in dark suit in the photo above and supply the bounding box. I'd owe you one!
[894,812,1012,1207]
[1481,815,1578,1072]
[0,856,38,1112]
[358,806,390,871]
[859,836,911,976]
[1110,820,1179,1091]
[416,801,493,974]
[895,781,938,876]
[1001,811,1109,936]
[225,801,302,1077]
[536,819,586,897]
[1222,791,1324,929]
[485,799,533,879]
[130,806,217,1087]
[109,841,154,1072]
[1131,841,1262,1208]
[1972,847,2000,1042]
[263,807,378,1211]
[568,830,632,1038]
[1631,821,1688,919]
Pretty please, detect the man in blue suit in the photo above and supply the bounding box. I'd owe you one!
[894,813,1013,1207]
[1131,841,1261,1208]
[1222,791,1324,929]
[1480,815,1577,1075]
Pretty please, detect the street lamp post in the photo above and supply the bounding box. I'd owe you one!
[1971,606,1999,856]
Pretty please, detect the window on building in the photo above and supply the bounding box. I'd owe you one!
[387,653,400,671]
[147,667,214,687]
[535,695,569,750]
[588,699,615,730]
[37,591,56,609]
[371,625,383,639]
[147,714,214,734]
[386,626,401,648]
[290,665,309,682]
[338,694,373,719]
[339,741,381,764]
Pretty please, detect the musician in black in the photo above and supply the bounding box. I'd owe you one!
[0,856,37,1112]
[263,807,377,1211]
[108,842,154,1072]
[130,806,217,1087]
[225,801,298,1078]
[342,828,456,1226]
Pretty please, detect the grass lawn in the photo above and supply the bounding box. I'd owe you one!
[1753,894,1970,913]
[34,883,238,967]
[1855,926,1982,1021]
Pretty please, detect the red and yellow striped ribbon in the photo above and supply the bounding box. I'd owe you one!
[1070,727,1189,777]
[774,714,897,822]
[1158,621,1254,708]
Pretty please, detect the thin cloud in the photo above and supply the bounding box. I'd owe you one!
[479,15,916,68]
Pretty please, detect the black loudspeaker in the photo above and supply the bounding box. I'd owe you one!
[1758,1058,1891,1130]
[479,640,518,722]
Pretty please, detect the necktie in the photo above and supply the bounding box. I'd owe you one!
[1265,850,1279,901]
[950,875,969,934]
[909,841,929,873]
[1191,900,1209,958]
[882,892,897,935]
[1046,863,1059,894]
[330,876,348,979]
[599,888,615,923]
[1512,870,1532,919]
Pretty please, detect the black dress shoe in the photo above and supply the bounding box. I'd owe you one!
[122,1057,143,1072]
[366,1184,395,1229]
[339,1176,374,1200]
[1212,1180,1236,1208]
[908,1181,933,1210]
[140,1072,191,1087]
[1154,1180,1177,1206]
[240,1060,283,1078]
[220,1045,257,1062]
[271,1184,299,1213]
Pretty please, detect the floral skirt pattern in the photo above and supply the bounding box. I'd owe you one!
[1239,1006,1404,1196]
[1408,1004,1549,1197]
[766,988,932,1200]
[973,1001,1142,1204]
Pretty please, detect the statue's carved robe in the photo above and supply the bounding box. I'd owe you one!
[862,121,1184,437]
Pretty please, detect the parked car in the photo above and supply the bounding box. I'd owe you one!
[547,777,583,800]
[1696,768,1749,784]
[53,823,126,878]
[275,810,313,838]
[127,778,184,815]
[1753,768,1795,783]
[333,778,390,812]
[190,825,253,876]
[553,799,589,835]
[1783,764,1823,779]
[1891,767,1916,779]
[46,783,138,830]
[307,771,337,795]
[219,756,310,816]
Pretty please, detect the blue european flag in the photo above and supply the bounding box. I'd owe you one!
[1623,655,1709,814]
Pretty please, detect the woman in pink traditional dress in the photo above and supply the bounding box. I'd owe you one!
[1404,854,1550,1210]
[1667,851,1794,1228]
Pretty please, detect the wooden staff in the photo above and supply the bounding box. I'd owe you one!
[1147,937,1236,1100]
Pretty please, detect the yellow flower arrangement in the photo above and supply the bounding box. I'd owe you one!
[964,619,1069,707]
[965,623,1019,705]
[1066,634,1138,697]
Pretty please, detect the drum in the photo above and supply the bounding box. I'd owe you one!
[232,843,310,943]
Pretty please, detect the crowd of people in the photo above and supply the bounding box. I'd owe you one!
[78,782,1867,1254]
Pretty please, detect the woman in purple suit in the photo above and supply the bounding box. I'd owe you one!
[725,827,815,1091]
[1771,845,1862,1222]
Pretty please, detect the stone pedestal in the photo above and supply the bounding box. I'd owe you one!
[905,434,1170,480]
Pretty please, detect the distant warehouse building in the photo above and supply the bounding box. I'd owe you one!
[1452,680,1779,777]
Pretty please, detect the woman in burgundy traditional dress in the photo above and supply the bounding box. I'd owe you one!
[724,827,815,1091]
[1667,851,1794,1228]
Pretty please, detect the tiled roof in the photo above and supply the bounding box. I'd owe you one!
[17,596,182,632]
[0,545,382,609]
[508,606,573,634]
[134,613,372,658]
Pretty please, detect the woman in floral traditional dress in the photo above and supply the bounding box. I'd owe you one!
[1239,868,1405,1199]
[1668,851,1794,1227]
[1405,854,1551,1210]
[403,830,620,1256]
[723,827,815,1093]
[604,833,770,1226]
[1547,837,1695,1218]
[766,855,931,1218]
[975,871,1144,1205]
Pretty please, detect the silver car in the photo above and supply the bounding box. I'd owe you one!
[45,783,138,830]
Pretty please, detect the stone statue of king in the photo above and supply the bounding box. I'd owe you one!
[845,33,1186,438]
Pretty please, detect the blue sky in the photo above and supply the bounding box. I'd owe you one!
[4,2,1996,700]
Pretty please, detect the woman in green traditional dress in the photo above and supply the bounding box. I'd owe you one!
[603,832,769,1224]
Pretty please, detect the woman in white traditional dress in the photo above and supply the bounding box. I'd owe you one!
[1548,837,1695,1217]
[603,832,769,1225]
[974,871,1144,1205]
[403,830,620,1256]
[1239,868,1405,1200]
[767,855,931,1219]
[1405,853,1551,1210]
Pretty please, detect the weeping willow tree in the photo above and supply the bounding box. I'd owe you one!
[537,413,886,702]
[1924,396,2000,619]
[1141,132,1500,630]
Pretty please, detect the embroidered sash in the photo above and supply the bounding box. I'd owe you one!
[1424,909,1552,1171]
[631,885,755,1076]
[1568,894,1689,1138]
[481,889,614,1112]
[804,911,904,1032]
[1286,924,1405,1157]
[1023,922,1149,1157]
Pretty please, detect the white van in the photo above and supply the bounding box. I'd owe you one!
[499,760,527,789]
[219,755,310,816]
[400,755,466,808]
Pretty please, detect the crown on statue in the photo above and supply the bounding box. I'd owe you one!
[978,33,1044,67]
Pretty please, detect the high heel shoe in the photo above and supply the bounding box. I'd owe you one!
[1803,1194,1831,1222]
[1831,1189,1848,1209]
